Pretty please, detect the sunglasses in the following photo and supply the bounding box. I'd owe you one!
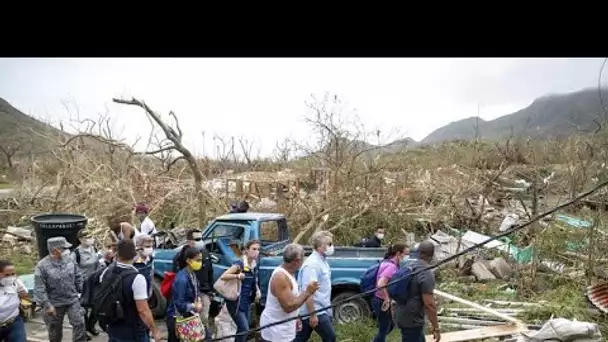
[193,238,203,242]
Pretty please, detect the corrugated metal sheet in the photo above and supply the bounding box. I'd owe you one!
[587,281,608,313]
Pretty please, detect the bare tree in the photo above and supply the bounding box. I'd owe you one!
[289,93,399,243]
[113,97,212,227]
[212,134,236,173]
[238,136,256,167]
[298,93,390,196]
[0,139,30,169]
[273,138,294,166]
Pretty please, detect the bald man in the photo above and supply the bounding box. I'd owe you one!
[394,240,440,342]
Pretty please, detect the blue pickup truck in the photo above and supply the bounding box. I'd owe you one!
[151,212,391,323]
[20,212,394,323]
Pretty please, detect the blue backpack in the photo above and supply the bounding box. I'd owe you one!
[360,261,382,296]
[360,259,399,296]
[387,266,414,303]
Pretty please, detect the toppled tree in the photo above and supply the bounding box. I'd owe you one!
[112,98,212,228]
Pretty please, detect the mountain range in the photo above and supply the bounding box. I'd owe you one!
[1,87,607,162]
[420,87,608,145]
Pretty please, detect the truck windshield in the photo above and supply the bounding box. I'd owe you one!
[211,224,244,239]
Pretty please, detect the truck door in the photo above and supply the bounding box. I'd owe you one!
[203,222,248,284]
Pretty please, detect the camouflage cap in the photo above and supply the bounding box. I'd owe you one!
[47,236,72,251]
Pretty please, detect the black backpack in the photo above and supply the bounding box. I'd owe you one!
[81,267,106,308]
[74,246,98,265]
[93,265,138,329]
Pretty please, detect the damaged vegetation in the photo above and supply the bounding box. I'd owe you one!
[1,92,608,341]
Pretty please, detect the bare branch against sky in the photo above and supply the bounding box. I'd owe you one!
[0,58,605,157]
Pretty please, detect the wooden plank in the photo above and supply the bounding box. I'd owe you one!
[434,289,523,324]
[235,179,244,197]
[425,324,529,342]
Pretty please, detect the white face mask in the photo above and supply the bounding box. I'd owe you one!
[325,244,335,256]
[61,249,71,259]
[142,247,154,257]
[0,276,15,287]
[376,233,385,240]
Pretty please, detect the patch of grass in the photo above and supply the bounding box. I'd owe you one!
[521,282,587,321]
[0,182,12,189]
[308,318,403,342]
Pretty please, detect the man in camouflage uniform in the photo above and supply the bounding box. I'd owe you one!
[34,236,87,342]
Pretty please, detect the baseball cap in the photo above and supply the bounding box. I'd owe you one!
[47,236,73,251]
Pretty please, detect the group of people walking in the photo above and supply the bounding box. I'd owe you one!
[0,203,157,342]
[255,232,439,342]
[0,201,440,342]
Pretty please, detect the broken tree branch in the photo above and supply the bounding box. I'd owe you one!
[112,97,212,227]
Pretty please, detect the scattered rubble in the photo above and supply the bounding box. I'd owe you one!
[2,225,34,248]
[471,261,496,282]
[408,204,607,340]
[489,257,512,280]
[435,289,603,342]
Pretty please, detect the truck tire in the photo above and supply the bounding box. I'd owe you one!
[332,291,372,324]
[150,277,167,319]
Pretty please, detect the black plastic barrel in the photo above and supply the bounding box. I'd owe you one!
[31,213,88,259]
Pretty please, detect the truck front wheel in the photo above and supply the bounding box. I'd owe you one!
[332,292,372,324]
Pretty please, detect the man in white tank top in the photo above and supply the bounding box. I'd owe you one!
[260,244,320,342]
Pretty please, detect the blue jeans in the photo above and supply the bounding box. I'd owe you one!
[372,296,394,342]
[400,326,425,342]
[225,300,250,342]
[0,316,26,342]
[293,313,336,342]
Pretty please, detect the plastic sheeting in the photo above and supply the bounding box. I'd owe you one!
[499,213,520,232]
[519,318,602,342]
[556,214,592,229]
[430,230,462,261]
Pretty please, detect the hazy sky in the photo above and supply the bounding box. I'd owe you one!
[0,58,605,157]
